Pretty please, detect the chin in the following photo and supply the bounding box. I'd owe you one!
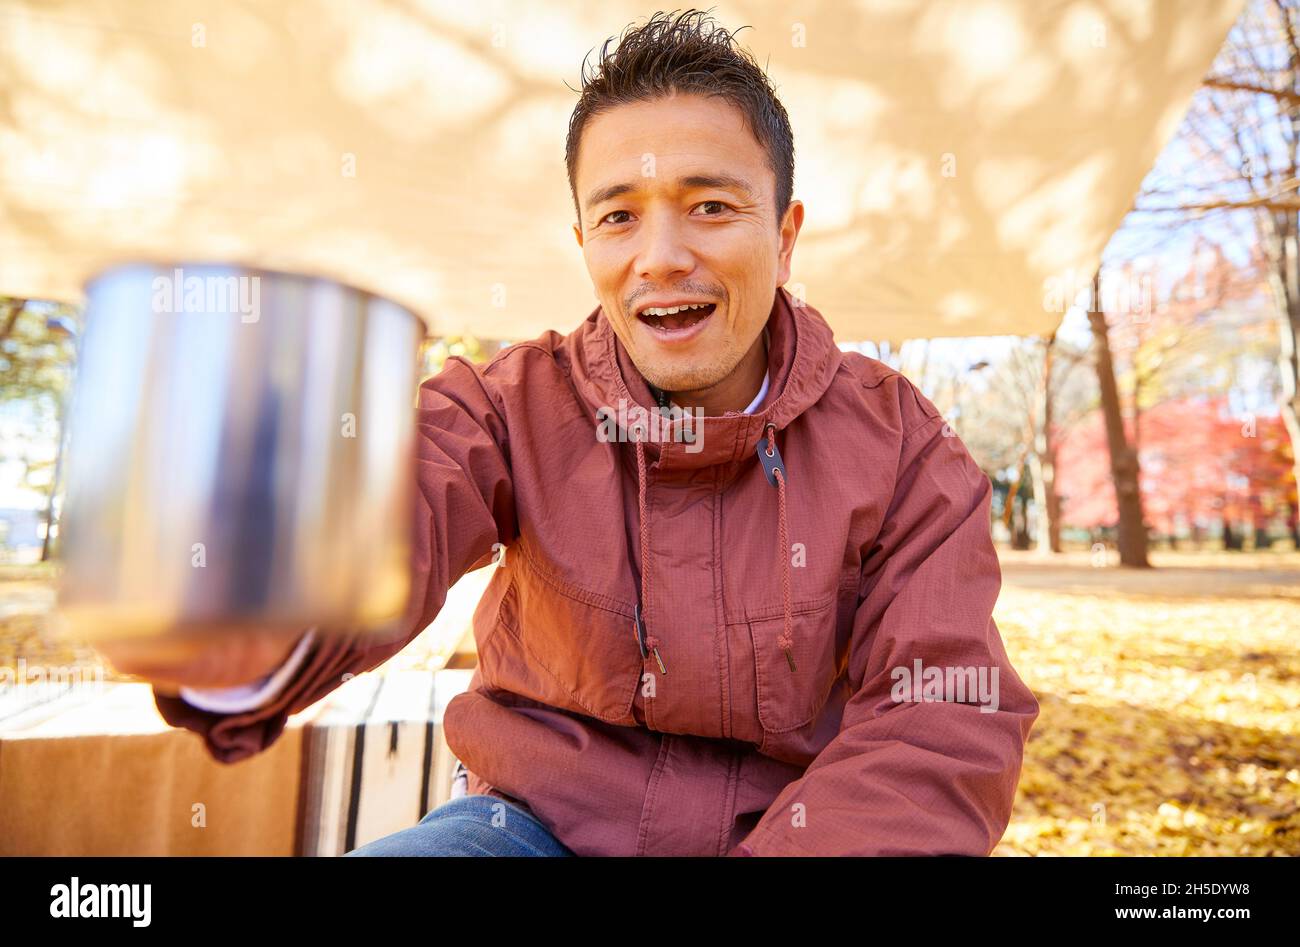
[644,359,731,394]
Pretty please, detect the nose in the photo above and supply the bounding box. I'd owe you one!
[633,209,695,283]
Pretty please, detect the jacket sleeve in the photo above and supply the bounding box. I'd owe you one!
[151,355,518,763]
[728,382,1040,856]
[178,628,318,713]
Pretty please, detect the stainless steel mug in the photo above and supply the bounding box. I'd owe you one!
[56,263,424,643]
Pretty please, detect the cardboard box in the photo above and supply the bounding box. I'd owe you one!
[0,669,472,856]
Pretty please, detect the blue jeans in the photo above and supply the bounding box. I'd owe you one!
[343,794,576,857]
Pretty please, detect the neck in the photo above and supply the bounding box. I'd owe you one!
[662,329,768,418]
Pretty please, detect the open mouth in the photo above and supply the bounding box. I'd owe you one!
[636,301,717,339]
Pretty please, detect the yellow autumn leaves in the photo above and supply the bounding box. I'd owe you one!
[994,550,1299,856]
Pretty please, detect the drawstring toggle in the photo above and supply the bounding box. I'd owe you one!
[757,424,785,487]
[633,602,668,674]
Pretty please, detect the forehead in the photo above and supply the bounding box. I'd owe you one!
[574,93,773,204]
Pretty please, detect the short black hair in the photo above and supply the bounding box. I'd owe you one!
[565,8,795,226]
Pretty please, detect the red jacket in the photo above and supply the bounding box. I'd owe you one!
[153,287,1040,856]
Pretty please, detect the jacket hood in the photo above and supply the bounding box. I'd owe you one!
[569,285,843,474]
[566,286,844,678]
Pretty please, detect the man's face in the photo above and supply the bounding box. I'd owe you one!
[572,93,803,396]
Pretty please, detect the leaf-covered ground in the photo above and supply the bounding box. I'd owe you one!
[993,549,1299,856]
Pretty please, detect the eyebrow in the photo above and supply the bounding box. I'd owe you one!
[584,172,757,211]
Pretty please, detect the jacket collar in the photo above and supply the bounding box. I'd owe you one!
[573,286,842,473]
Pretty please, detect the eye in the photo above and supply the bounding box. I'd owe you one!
[692,200,731,216]
[599,210,633,226]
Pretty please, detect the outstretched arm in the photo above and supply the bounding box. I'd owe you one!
[149,354,519,763]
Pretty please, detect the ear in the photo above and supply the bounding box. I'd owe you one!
[572,221,584,249]
[776,199,804,286]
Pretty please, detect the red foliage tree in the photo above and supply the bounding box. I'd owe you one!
[1057,397,1296,542]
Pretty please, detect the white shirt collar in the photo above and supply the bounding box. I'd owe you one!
[741,370,770,415]
[741,326,771,415]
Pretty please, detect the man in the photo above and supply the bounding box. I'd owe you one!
[102,9,1040,856]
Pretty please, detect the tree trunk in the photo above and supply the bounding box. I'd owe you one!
[1027,448,1050,554]
[40,364,70,563]
[0,298,23,337]
[1262,210,1300,501]
[1029,334,1062,554]
[1088,269,1150,567]
[1254,521,1271,551]
[1271,15,1300,538]
[1223,514,1243,551]
[1011,491,1032,550]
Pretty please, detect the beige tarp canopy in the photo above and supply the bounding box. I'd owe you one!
[0,0,1243,341]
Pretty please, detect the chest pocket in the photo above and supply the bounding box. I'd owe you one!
[747,597,842,741]
[479,559,645,727]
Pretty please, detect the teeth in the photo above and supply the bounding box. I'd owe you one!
[642,303,712,317]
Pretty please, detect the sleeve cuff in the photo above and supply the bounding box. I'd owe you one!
[178,628,318,714]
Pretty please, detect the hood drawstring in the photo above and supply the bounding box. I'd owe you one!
[758,421,797,673]
[633,434,667,675]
